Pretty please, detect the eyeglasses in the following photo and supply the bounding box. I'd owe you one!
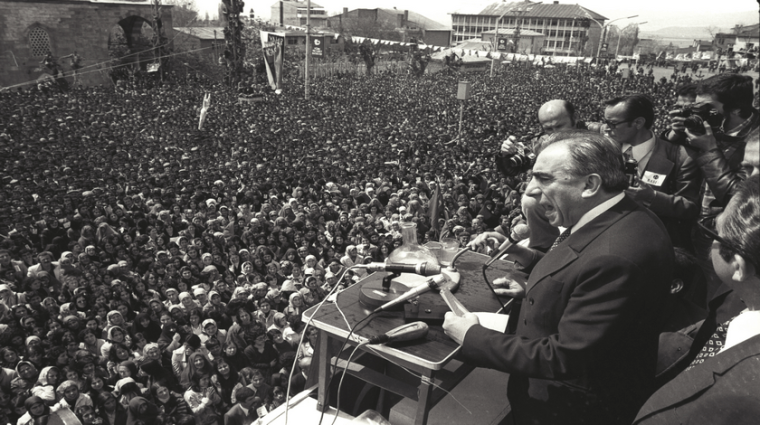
[603,119,633,129]
[697,215,757,269]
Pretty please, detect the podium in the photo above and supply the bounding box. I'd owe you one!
[303,250,519,425]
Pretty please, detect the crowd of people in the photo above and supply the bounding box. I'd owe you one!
[0,59,757,425]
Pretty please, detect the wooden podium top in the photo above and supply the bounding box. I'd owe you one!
[303,250,521,370]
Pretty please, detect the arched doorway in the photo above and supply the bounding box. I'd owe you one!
[108,16,156,70]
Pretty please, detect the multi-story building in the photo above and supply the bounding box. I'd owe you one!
[270,0,328,27]
[450,0,606,56]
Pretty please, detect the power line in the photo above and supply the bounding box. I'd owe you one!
[2,46,215,90]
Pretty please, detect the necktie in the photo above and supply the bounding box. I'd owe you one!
[687,316,735,370]
[623,146,633,162]
[549,227,572,251]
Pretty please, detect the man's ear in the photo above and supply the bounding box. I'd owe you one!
[581,174,603,198]
[732,254,755,282]
[670,278,684,295]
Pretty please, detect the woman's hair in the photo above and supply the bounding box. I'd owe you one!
[718,174,760,270]
[108,342,131,362]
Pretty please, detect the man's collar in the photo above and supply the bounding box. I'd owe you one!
[724,111,757,137]
[570,192,626,235]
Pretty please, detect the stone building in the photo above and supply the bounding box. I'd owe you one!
[0,0,173,88]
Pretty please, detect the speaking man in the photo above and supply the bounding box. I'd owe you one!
[445,130,674,425]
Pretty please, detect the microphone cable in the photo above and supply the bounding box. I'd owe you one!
[283,265,360,425]
[317,310,377,425]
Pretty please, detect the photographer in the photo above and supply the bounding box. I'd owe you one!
[603,94,702,254]
[681,74,758,264]
[661,83,697,143]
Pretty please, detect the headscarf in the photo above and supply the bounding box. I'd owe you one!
[31,366,58,402]
[126,397,160,425]
[24,396,50,418]
[56,379,80,400]
[107,326,126,341]
[107,310,124,327]
[0,284,15,307]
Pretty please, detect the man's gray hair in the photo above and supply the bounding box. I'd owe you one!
[540,130,628,192]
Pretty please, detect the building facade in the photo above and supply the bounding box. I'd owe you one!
[450,1,606,56]
[270,0,327,27]
[0,0,173,88]
[325,8,448,44]
[481,28,544,55]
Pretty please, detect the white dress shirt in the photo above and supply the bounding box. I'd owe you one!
[569,192,625,235]
[621,131,656,176]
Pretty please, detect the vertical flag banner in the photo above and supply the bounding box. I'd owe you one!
[261,31,284,90]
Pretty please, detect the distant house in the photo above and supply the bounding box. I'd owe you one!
[326,8,450,45]
[173,27,225,61]
[270,0,327,27]
[713,24,759,57]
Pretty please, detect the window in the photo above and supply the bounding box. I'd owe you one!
[29,27,51,57]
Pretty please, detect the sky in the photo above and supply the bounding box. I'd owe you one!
[194,0,757,32]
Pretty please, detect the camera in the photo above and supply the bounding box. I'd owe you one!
[503,150,536,177]
[672,103,719,136]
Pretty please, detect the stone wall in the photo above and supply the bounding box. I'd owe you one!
[0,0,173,88]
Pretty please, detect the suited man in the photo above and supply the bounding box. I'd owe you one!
[445,131,674,425]
[603,94,702,254]
[224,386,261,425]
[634,175,760,424]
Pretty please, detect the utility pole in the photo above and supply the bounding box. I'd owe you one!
[151,0,167,82]
[305,0,311,100]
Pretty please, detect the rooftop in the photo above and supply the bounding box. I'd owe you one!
[453,1,607,21]
[376,8,448,30]
[173,27,225,40]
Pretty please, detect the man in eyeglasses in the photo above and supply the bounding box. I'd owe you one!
[603,94,702,256]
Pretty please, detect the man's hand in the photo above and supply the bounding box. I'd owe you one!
[667,109,687,133]
[500,136,519,155]
[664,109,688,142]
[685,121,718,153]
[467,231,506,253]
[625,179,656,204]
[493,277,526,299]
[443,312,480,345]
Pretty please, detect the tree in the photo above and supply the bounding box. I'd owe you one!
[732,23,745,34]
[164,0,200,27]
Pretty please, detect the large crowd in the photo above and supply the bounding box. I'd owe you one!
[0,61,755,425]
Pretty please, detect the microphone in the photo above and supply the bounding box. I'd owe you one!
[368,321,429,344]
[484,223,530,268]
[373,274,449,313]
[359,261,442,276]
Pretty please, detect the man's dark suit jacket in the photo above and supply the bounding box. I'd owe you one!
[635,137,701,252]
[634,334,760,425]
[460,195,673,425]
[224,403,258,425]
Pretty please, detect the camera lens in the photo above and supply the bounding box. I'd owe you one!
[684,116,705,135]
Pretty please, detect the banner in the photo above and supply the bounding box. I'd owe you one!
[311,36,324,57]
[261,31,284,91]
[497,37,508,51]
